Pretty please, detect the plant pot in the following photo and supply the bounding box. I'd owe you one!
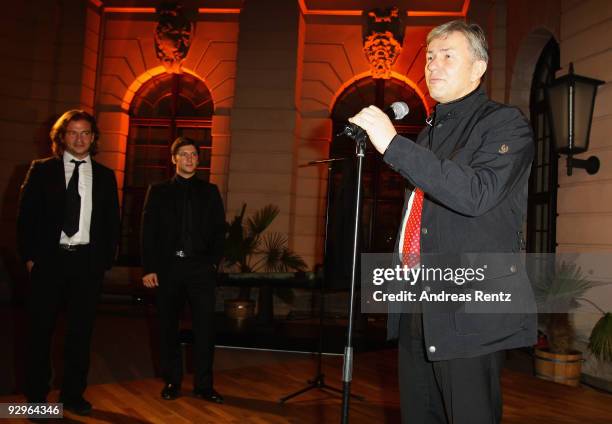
[224,299,255,321]
[534,348,582,387]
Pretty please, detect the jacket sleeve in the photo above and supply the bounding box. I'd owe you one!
[383,107,534,217]
[209,184,226,266]
[141,184,161,274]
[17,160,42,262]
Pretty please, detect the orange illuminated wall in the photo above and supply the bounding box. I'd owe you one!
[298,0,470,17]
[94,7,240,205]
[293,2,449,265]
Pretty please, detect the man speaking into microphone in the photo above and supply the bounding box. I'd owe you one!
[349,20,535,424]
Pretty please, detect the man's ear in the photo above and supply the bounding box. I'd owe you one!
[171,155,177,165]
[471,59,487,82]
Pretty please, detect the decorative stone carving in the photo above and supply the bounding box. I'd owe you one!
[362,7,405,79]
[155,2,194,74]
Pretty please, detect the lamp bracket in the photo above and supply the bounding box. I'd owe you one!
[566,155,600,176]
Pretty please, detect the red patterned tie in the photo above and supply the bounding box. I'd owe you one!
[402,188,424,267]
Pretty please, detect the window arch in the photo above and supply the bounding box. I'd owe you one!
[527,38,560,253]
[120,72,214,264]
[325,77,427,286]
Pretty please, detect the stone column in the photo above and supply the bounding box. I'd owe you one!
[227,0,304,243]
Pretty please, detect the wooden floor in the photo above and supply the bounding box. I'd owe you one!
[3,349,612,423]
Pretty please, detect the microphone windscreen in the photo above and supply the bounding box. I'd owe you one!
[390,102,409,120]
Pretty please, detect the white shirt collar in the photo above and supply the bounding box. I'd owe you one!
[63,151,91,164]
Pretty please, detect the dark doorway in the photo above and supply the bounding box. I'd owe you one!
[326,77,427,287]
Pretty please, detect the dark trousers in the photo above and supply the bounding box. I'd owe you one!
[157,258,216,390]
[398,314,504,424]
[24,247,102,402]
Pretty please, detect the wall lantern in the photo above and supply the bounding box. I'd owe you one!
[545,62,604,176]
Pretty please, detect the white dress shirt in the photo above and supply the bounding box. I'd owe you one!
[60,152,93,245]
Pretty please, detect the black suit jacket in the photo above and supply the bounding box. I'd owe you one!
[140,176,225,275]
[17,156,120,274]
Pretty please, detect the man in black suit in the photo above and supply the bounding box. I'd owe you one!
[141,137,225,403]
[17,110,120,415]
[349,21,535,423]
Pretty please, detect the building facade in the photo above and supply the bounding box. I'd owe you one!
[1,0,611,382]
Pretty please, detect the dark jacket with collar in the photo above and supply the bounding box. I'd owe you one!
[140,176,225,275]
[17,156,120,274]
[383,87,537,361]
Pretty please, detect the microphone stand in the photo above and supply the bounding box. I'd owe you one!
[341,129,368,423]
[336,112,404,422]
[279,157,364,404]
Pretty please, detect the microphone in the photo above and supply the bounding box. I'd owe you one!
[338,102,410,140]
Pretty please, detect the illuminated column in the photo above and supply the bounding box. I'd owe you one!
[227,0,304,243]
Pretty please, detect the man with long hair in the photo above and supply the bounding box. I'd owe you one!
[17,109,120,415]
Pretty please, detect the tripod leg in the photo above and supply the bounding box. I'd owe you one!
[279,382,317,403]
[279,160,368,405]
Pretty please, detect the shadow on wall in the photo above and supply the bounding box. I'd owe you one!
[0,115,56,305]
[0,115,56,395]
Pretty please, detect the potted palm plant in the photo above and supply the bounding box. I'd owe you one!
[582,305,612,393]
[587,304,612,363]
[222,204,307,321]
[534,260,612,386]
[534,261,592,386]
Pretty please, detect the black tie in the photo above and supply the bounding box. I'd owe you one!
[63,159,85,237]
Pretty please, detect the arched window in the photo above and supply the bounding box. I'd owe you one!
[527,38,560,253]
[325,77,427,286]
[120,72,214,264]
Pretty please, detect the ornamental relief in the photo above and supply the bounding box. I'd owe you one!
[362,7,405,79]
[154,2,194,74]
